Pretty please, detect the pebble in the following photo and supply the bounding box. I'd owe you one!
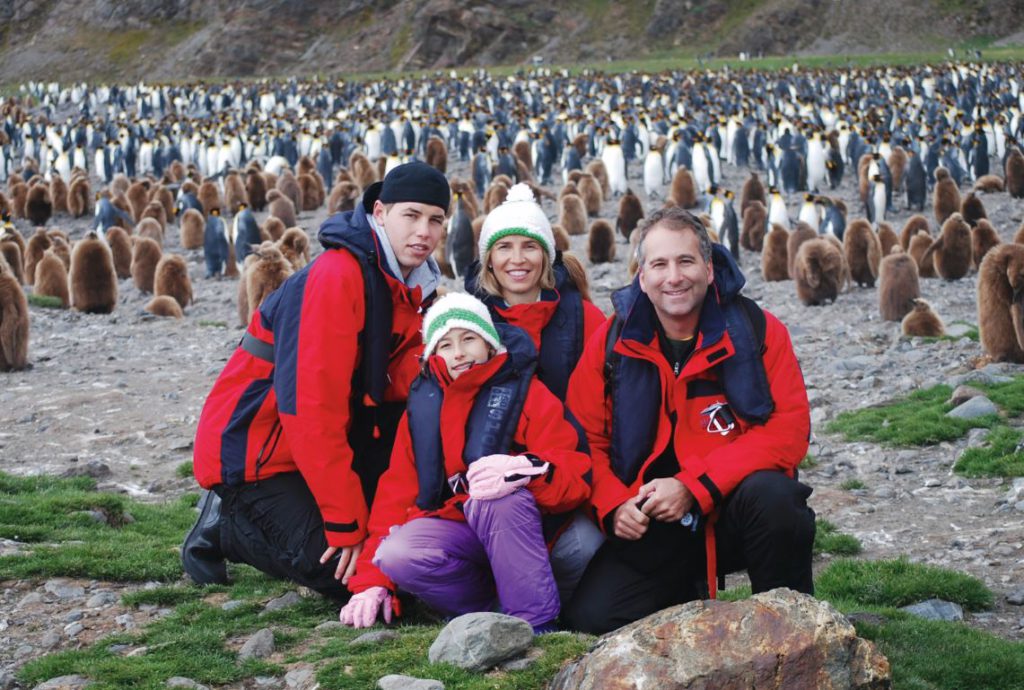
[65,609,84,623]
[63,622,84,637]
[1007,587,1024,606]
[945,396,999,420]
[350,630,400,646]
[284,667,317,689]
[238,628,275,660]
[901,599,964,622]
[252,677,283,689]
[43,580,85,600]
[40,630,61,649]
[15,644,33,658]
[115,613,134,629]
[31,675,94,690]
[376,676,444,690]
[314,620,345,632]
[221,600,245,611]
[18,592,44,608]
[85,591,118,608]
[165,678,209,690]
[260,591,303,615]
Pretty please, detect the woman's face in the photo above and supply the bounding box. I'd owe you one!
[488,234,546,305]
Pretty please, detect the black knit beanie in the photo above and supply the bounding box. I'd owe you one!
[378,161,450,212]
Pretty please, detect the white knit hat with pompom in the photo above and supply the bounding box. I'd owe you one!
[478,183,555,262]
[422,291,503,357]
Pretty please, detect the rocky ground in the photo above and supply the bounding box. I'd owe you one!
[2,150,1024,687]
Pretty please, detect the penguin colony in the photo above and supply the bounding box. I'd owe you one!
[2,61,1024,374]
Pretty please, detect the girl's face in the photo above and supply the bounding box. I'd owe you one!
[435,327,493,378]
[488,234,546,305]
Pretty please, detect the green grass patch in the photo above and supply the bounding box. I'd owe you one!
[27,293,65,309]
[175,461,194,479]
[197,320,228,328]
[816,557,993,611]
[0,472,198,581]
[953,425,1024,477]
[799,453,819,469]
[940,321,980,342]
[814,520,863,556]
[839,478,866,491]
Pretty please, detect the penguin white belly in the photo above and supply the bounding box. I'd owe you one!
[643,152,665,198]
[769,196,789,229]
[798,203,819,231]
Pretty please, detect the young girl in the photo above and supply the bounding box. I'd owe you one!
[339,292,591,631]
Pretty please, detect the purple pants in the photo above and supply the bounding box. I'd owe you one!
[373,489,560,627]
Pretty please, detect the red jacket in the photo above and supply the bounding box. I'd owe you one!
[193,211,430,549]
[566,303,810,530]
[348,352,592,594]
[493,296,606,356]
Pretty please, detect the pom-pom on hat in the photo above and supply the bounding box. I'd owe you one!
[422,291,503,357]
[478,183,555,262]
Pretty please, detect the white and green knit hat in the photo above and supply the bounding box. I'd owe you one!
[478,183,555,262]
[422,292,503,357]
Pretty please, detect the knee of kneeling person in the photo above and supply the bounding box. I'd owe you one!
[733,471,812,512]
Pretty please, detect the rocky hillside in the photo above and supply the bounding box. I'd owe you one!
[0,0,1021,83]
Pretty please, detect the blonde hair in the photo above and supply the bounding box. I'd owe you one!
[476,244,557,298]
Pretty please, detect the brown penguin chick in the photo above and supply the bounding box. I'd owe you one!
[793,238,845,306]
[559,194,587,236]
[111,173,130,197]
[761,224,790,282]
[154,254,193,309]
[141,200,167,234]
[327,181,362,214]
[472,216,485,247]
[262,171,278,193]
[577,174,603,216]
[933,167,961,225]
[0,255,29,370]
[670,168,698,209]
[179,208,205,250]
[908,230,937,278]
[740,200,767,253]
[68,176,91,218]
[843,218,882,287]
[0,237,24,285]
[566,170,583,186]
[492,174,515,189]
[901,298,945,338]
[572,133,588,158]
[425,136,448,173]
[262,215,285,242]
[126,180,151,222]
[877,222,900,257]
[558,182,580,200]
[513,140,532,171]
[552,224,570,252]
[197,180,222,218]
[131,236,162,293]
[960,191,987,228]
[514,159,533,184]
[105,226,132,279]
[0,191,10,219]
[977,243,1024,361]
[586,160,611,199]
[144,295,184,319]
[150,184,174,220]
[878,246,920,322]
[561,252,593,302]
[740,172,766,215]
[25,184,52,226]
[900,214,931,250]
[924,212,973,280]
[350,152,377,191]
[47,234,71,271]
[296,155,315,177]
[973,174,1004,193]
[136,217,164,247]
[49,176,69,215]
[587,219,616,264]
[23,228,52,285]
[888,146,907,197]
[242,242,294,324]
[266,189,297,229]
[822,234,851,291]
[274,169,301,211]
[483,182,509,214]
[10,182,28,219]
[1014,222,1024,245]
[33,249,70,307]
[617,189,644,240]
[298,173,323,211]
[168,160,186,182]
[972,219,1001,270]
[236,254,257,326]
[1005,147,1024,198]
[245,169,268,211]
[787,221,818,279]
[857,153,874,205]
[224,172,249,213]
[69,232,117,314]
[276,227,310,271]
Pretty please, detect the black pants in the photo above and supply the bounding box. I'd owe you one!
[564,470,816,634]
[214,472,351,600]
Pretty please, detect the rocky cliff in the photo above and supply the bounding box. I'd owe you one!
[0,0,1021,83]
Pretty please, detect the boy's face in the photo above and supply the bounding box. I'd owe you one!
[435,327,492,379]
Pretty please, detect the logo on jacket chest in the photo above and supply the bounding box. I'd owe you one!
[700,401,736,436]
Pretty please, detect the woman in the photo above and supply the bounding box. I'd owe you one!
[466,182,607,603]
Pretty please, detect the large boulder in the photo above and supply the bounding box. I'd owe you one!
[550,589,891,690]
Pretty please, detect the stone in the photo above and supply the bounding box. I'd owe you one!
[549,589,890,690]
[18,591,44,607]
[284,667,317,689]
[901,599,964,622]
[376,676,444,690]
[221,600,245,611]
[65,609,84,623]
[946,395,999,420]
[428,612,534,671]
[115,613,134,629]
[947,385,984,407]
[239,628,275,660]
[64,622,84,637]
[31,675,94,690]
[41,629,62,649]
[260,591,303,615]
[1007,587,1024,606]
[165,678,210,690]
[252,677,283,689]
[350,630,400,646]
[86,591,118,608]
[44,579,85,600]
[0,670,15,690]
[59,460,111,479]
[314,620,345,632]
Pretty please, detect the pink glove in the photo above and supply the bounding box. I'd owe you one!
[466,454,549,501]
[339,586,393,629]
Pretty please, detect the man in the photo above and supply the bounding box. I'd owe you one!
[184,161,450,599]
[564,206,815,634]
